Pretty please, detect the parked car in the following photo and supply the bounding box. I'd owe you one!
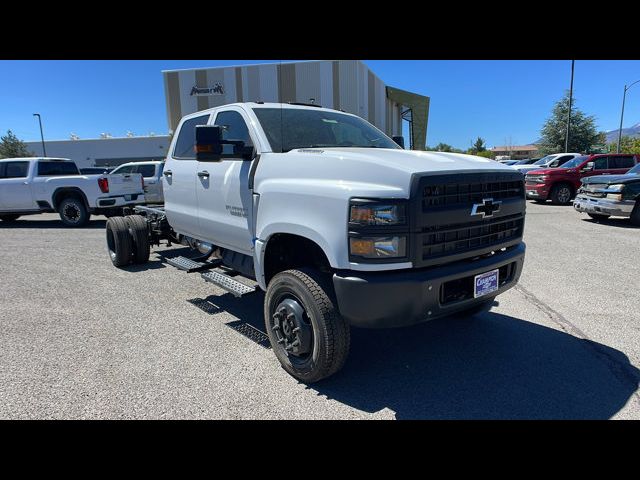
[102,102,527,383]
[110,161,164,204]
[514,158,540,165]
[0,157,145,226]
[573,162,640,224]
[512,153,582,175]
[525,153,640,205]
[80,167,113,175]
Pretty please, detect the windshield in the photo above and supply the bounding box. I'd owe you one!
[562,155,589,169]
[533,155,556,165]
[628,163,640,175]
[252,108,400,153]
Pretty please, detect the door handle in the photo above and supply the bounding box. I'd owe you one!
[163,170,172,176]
[197,171,210,178]
[23,181,29,185]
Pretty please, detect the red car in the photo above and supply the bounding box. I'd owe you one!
[524,153,640,205]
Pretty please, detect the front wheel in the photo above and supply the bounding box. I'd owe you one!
[0,214,20,223]
[550,184,573,205]
[264,268,350,383]
[58,197,90,227]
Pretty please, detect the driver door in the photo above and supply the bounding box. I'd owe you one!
[196,108,256,255]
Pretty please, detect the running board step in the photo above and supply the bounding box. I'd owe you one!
[165,256,221,273]
[200,271,257,297]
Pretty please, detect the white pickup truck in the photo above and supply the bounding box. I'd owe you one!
[104,102,527,382]
[0,157,145,226]
[109,161,164,204]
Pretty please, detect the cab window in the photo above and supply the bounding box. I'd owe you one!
[37,161,79,176]
[136,165,156,177]
[609,156,635,169]
[112,165,134,174]
[593,156,608,170]
[173,114,210,159]
[213,110,253,156]
[1,161,30,178]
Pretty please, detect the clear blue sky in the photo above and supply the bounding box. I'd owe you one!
[1,60,640,149]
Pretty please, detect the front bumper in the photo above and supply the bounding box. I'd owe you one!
[525,183,549,199]
[573,194,634,217]
[332,243,526,328]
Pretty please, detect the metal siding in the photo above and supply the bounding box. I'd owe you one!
[259,64,279,103]
[165,72,182,133]
[195,70,209,111]
[367,70,375,124]
[223,67,238,103]
[332,61,340,109]
[207,67,227,108]
[295,61,321,105]
[376,77,385,130]
[179,70,198,120]
[247,65,260,102]
[279,63,296,103]
[235,67,243,102]
[319,61,333,109]
[338,60,358,115]
[359,62,368,119]
[241,67,250,103]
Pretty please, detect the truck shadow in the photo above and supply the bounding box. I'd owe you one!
[582,217,639,229]
[190,293,640,419]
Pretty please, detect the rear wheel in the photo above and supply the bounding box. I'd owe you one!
[125,215,150,264]
[106,216,133,267]
[58,197,90,227]
[550,183,573,205]
[587,213,610,221]
[631,201,640,226]
[0,214,20,222]
[264,268,350,383]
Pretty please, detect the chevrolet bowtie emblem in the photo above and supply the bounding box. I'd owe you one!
[471,198,502,218]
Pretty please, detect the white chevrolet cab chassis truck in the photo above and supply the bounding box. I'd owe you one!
[105,102,526,382]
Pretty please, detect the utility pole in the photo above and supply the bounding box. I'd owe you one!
[565,60,575,152]
[33,113,47,157]
[616,79,640,153]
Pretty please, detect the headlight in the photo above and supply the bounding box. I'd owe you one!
[349,236,407,259]
[605,184,625,192]
[349,201,406,226]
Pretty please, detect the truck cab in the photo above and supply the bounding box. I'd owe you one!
[525,154,640,204]
[107,102,527,382]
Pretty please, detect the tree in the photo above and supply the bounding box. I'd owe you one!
[475,150,495,159]
[0,130,32,158]
[469,136,486,155]
[538,92,600,155]
[608,136,640,155]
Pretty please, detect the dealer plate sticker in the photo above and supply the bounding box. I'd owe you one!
[474,269,499,298]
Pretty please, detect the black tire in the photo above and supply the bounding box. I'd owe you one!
[125,215,150,264]
[106,216,133,267]
[549,183,573,205]
[587,213,610,221]
[0,214,20,222]
[58,196,90,227]
[264,268,350,383]
[631,201,640,226]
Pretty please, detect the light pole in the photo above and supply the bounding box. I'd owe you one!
[616,79,640,153]
[33,113,47,157]
[565,60,575,153]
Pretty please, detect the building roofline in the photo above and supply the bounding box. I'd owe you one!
[161,59,365,74]
[24,135,171,143]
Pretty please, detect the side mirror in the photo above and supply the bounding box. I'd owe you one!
[195,125,254,162]
[196,125,224,162]
[392,136,405,149]
[581,162,594,172]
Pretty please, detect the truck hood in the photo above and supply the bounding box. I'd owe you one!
[290,147,515,175]
[581,173,640,185]
[257,148,521,199]
[525,167,567,175]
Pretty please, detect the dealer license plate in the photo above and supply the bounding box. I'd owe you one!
[474,269,499,298]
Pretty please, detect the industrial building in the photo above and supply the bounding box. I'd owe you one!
[25,135,170,169]
[163,60,430,150]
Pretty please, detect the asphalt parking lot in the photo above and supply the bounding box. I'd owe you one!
[1,202,639,419]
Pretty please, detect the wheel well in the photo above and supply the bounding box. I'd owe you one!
[263,234,332,285]
[52,188,89,211]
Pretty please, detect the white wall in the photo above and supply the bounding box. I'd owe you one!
[25,136,170,169]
